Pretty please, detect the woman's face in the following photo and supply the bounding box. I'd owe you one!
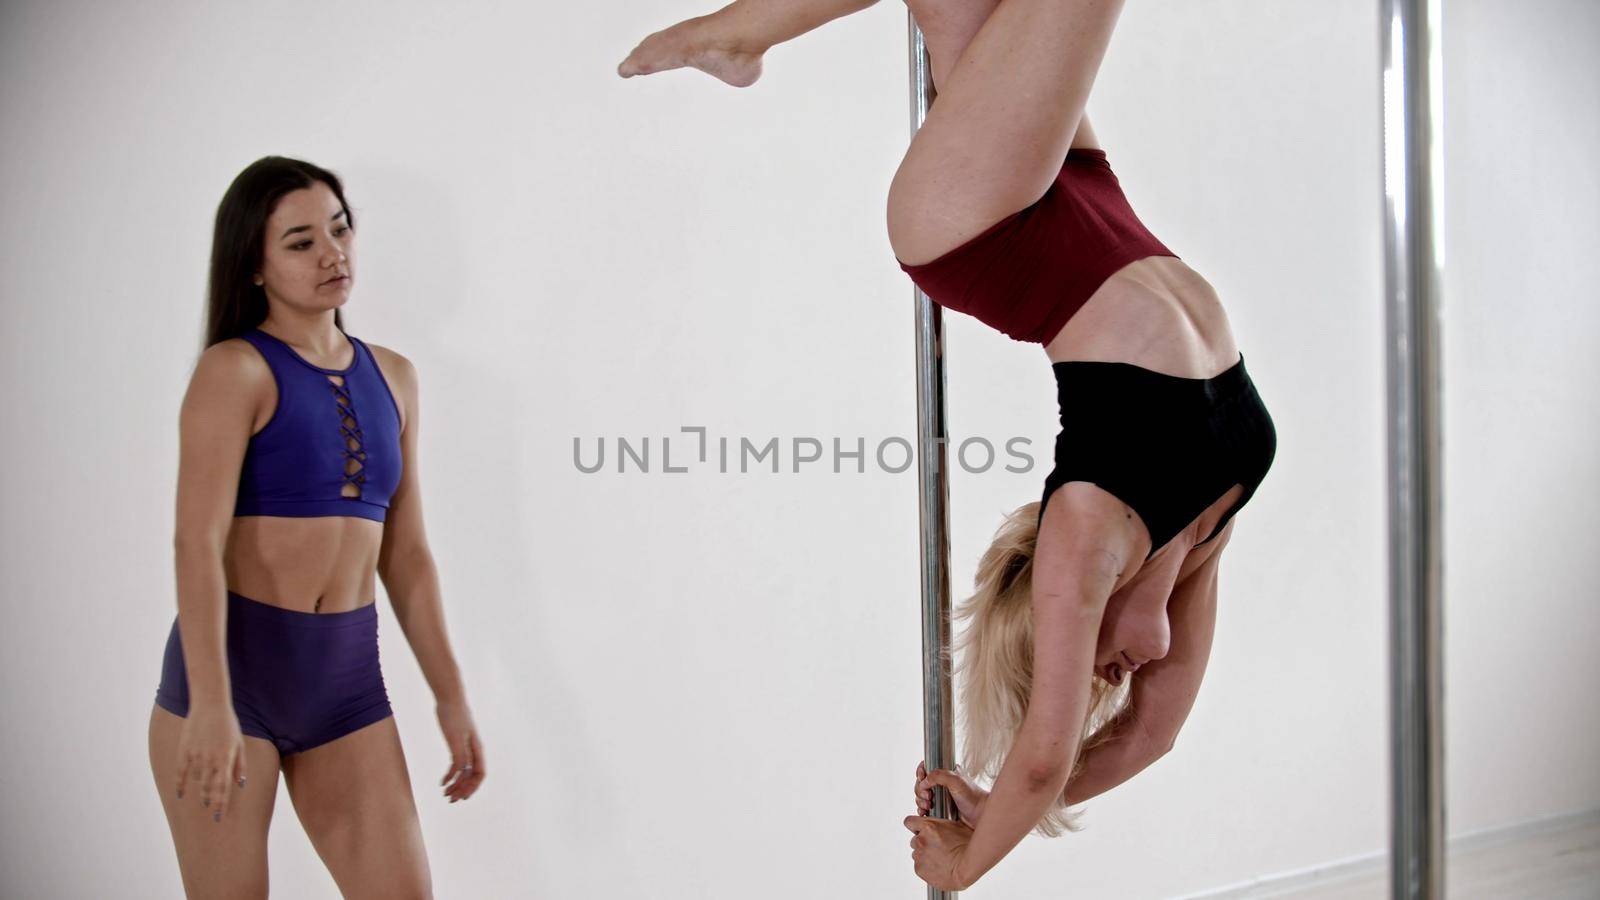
[255,182,354,314]
[1092,588,1171,687]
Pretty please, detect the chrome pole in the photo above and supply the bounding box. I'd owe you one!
[908,12,957,900]
[1380,0,1446,897]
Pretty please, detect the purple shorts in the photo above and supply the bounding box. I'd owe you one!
[154,590,393,756]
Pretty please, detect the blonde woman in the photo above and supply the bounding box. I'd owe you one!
[621,0,1277,890]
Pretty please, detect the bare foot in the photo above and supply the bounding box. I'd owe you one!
[617,14,765,87]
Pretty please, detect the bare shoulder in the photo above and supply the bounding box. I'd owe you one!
[178,339,272,444]
[195,335,265,375]
[364,341,417,385]
[362,341,418,431]
[185,338,271,407]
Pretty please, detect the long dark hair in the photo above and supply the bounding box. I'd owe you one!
[203,156,355,348]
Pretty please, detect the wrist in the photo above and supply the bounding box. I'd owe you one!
[428,668,466,705]
[186,684,233,707]
[953,849,981,891]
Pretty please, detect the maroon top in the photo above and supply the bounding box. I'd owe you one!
[896,148,1178,345]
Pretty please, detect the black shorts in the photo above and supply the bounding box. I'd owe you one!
[1038,351,1277,561]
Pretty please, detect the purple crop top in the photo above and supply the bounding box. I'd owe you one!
[234,327,403,523]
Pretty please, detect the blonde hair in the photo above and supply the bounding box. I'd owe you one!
[953,500,1134,836]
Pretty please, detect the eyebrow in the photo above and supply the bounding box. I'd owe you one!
[279,209,348,240]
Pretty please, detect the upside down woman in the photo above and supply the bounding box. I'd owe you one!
[620,0,1277,890]
[147,157,485,898]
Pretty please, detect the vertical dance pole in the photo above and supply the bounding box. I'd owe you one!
[1380,0,1446,898]
[907,11,957,900]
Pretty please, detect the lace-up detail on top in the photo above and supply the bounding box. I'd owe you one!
[232,328,404,522]
[327,375,368,499]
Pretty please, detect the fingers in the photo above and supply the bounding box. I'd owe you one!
[453,735,472,802]
[174,738,239,822]
[445,753,468,803]
[459,730,486,798]
[440,734,465,788]
[916,768,970,814]
[924,768,971,804]
[903,814,928,833]
[194,762,228,822]
[204,746,237,822]
[174,754,191,801]
[443,730,486,803]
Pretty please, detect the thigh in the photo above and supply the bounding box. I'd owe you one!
[905,0,1000,91]
[888,0,1127,264]
[148,703,281,899]
[281,716,432,900]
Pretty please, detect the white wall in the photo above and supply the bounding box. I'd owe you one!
[1440,0,1600,839]
[0,0,1592,897]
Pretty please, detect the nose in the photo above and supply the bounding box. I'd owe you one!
[1133,637,1170,666]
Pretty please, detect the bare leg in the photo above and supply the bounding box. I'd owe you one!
[617,0,881,87]
[887,0,1127,265]
[282,717,431,899]
[909,0,1102,163]
[906,0,1000,94]
[149,705,282,898]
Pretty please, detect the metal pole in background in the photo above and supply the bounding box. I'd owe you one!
[908,12,957,900]
[1380,0,1446,897]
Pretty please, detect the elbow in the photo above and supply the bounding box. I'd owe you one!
[1148,728,1178,758]
[377,542,432,585]
[374,544,422,576]
[172,529,223,560]
[1021,757,1072,796]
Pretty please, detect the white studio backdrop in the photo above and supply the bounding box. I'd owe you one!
[0,0,1594,897]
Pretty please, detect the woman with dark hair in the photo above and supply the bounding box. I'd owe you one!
[620,0,1276,890]
[147,156,484,897]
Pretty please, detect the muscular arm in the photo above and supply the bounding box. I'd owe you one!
[1059,710,1168,806]
[375,349,465,704]
[957,518,1122,884]
[961,599,1101,882]
[1060,534,1226,805]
